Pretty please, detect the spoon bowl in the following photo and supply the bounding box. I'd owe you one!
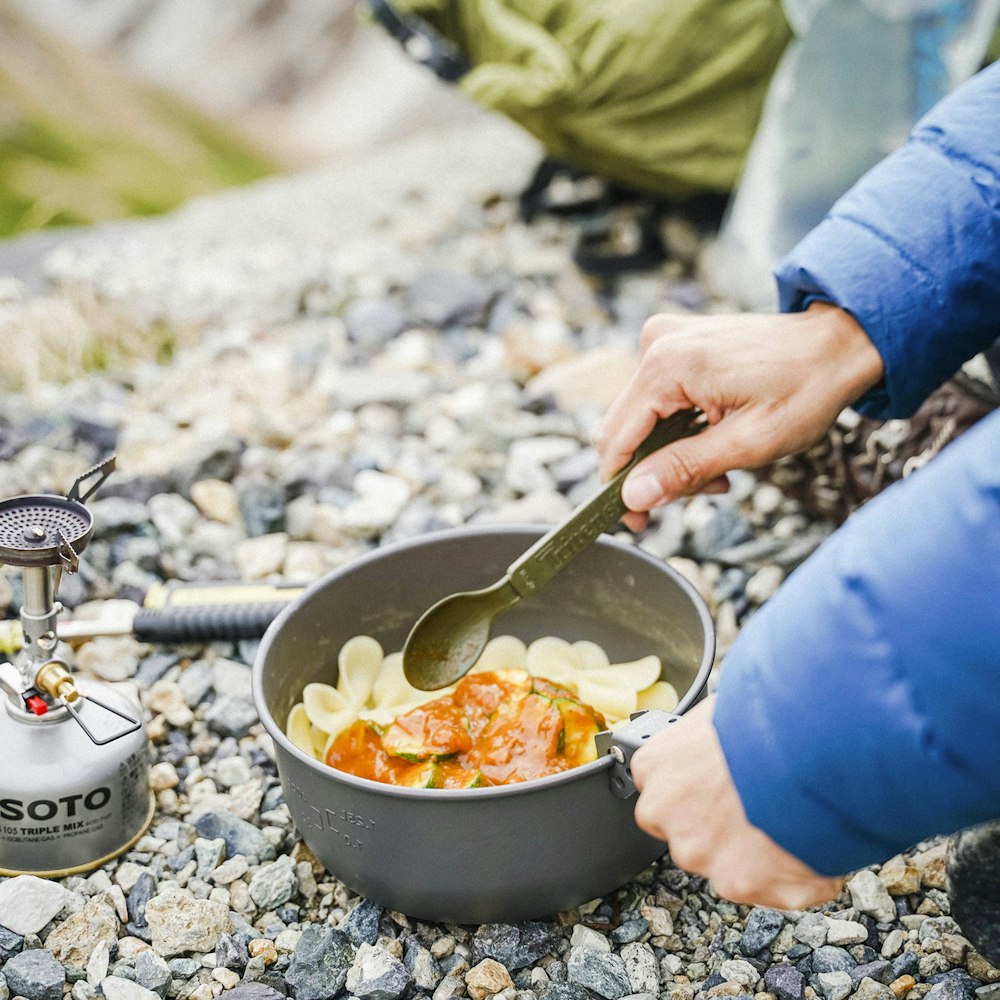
[402,580,518,689]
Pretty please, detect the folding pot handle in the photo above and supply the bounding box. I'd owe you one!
[595,710,682,799]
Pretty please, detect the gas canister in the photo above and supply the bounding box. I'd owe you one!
[0,458,153,876]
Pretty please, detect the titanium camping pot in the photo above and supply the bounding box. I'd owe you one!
[252,527,715,923]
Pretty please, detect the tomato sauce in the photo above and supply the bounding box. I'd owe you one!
[325,668,607,788]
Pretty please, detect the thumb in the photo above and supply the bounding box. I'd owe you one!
[621,420,748,510]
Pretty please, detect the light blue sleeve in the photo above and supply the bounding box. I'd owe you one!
[713,409,1000,875]
[775,60,1000,419]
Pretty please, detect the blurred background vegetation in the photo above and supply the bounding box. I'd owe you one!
[0,2,276,237]
[0,0,474,240]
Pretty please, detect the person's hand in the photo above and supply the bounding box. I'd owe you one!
[594,303,884,529]
[631,696,844,909]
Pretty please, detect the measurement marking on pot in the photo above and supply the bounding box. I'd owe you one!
[285,780,374,850]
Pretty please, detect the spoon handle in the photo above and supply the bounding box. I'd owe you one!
[506,410,703,598]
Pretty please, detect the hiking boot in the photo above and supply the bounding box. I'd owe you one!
[947,820,1000,967]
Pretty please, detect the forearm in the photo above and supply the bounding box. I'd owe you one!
[776,61,1000,419]
[714,409,1000,875]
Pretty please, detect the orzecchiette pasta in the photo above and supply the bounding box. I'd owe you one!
[287,634,679,762]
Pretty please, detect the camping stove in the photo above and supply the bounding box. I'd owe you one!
[0,457,152,877]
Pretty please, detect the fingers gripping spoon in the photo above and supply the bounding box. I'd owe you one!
[402,410,704,690]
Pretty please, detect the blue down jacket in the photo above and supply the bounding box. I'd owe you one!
[713,61,1000,875]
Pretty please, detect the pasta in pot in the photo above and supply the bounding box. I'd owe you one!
[286,634,679,786]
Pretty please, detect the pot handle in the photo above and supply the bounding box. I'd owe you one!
[595,710,681,799]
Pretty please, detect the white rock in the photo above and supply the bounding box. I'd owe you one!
[75,636,146,682]
[101,976,160,1000]
[881,928,905,958]
[149,762,180,792]
[0,874,72,935]
[826,918,869,946]
[720,959,758,989]
[570,924,611,953]
[622,942,659,996]
[847,870,897,923]
[190,479,241,524]
[144,681,194,728]
[234,533,288,579]
[214,755,252,788]
[639,905,674,937]
[343,471,411,535]
[144,889,231,956]
[525,345,638,410]
[211,969,240,990]
[212,659,253,701]
[745,565,785,605]
[87,940,110,987]
[113,863,147,895]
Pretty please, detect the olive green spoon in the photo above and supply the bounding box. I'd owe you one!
[402,409,704,690]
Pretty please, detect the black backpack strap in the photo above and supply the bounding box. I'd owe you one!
[368,0,468,82]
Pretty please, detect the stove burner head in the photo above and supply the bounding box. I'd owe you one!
[0,496,94,568]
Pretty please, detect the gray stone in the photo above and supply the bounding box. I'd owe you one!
[177,659,215,706]
[249,856,298,911]
[0,924,25,961]
[345,299,408,348]
[852,977,895,1000]
[741,908,785,956]
[216,933,249,973]
[432,974,466,1000]
[194,810,275,861]
[285,925,355,1000]
[567,949,631,1000]
[404,941,442,993]
[132,952,171,998]
[471,923,557,972]
[0,877,72,936]
[3,948,65,1000]
[794,913,829,950]
[343,899,383,947]
[205,695,259,739]
[764,964,804,1000]
[193,838,227,880]
[890,953,920,980]
[166,960,199,979]
[610,920,648,945]
[225,986,287,1000]
[811,947,856,975]
[687,504,753,560]
[538,986,592,1000]
[850,962,892,988]
[126,872,157,928]
[407,271,493,327]
[346,943,412,1000]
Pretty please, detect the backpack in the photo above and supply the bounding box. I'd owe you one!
[369,0,791,200]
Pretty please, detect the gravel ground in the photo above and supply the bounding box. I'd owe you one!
[0,116,997,1000]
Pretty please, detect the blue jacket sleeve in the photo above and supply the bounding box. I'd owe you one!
[775,61,1000,419]
[714,409,1000,875]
